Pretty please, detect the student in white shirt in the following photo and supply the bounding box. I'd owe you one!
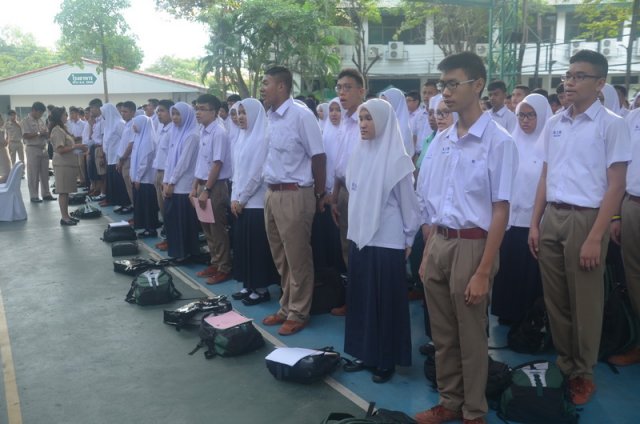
[115,101,136,212]
[415,51,517,424]
[162,102,201,261]
[491,93,551,325]
[529,50,631,405]
[87,98,106,199]
[487,80,517,133]
[317,102,329,132]
[380,87,415,157]
[406,90,424,157]
[151,100,174,251]
[99,103,127,209]
[230,98,280,305]
[191,94,233,285]
[607,106,640,366]
[67,106,88,187]
[342,99,420,384]
[130,114,160,237]
[511,84,530,110]
[260,66,327,336]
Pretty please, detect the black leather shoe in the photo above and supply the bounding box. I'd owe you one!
[60,218,77,226]
[371,368,394,384]
[343,359,367,373]
[419,343,435,356]
[242,291,271,306]
[232,290,251,300]
[43,195,57,201]
[30,198,42,203]
[69,217,80,223]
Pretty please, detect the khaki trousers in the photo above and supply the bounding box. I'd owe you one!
[122,157,133,205]
[198,181,232,274]
[9,142,24,165]
[423,234,498,420]
[25,145,50,199]
[264,187,316,323]
[538,205,608,380]
[337,188,350,267]
[77,153,87,185]
[621,196,640,319]
[155,170,165,219]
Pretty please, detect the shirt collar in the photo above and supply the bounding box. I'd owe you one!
[562,99,602,122]
[492,105,506,117]
[203,120,218,134]
[446,112,491,143]
[271,97,293,117]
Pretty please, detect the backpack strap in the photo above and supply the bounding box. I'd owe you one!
[125,281,137,304]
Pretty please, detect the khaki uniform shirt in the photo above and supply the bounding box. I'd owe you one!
[20,115,47,150]
[4,121,23,144]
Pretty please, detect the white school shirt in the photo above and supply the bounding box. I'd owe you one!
[91,117,103,146]
[116,120,134,161]
[195,119,231,181]
[152,123,172,171]
[419,112,518,231]
[334,111,360,182]
[543,100,631,208]
[82,119,92,146]
[263,98,324,186]
[163,132,200,194]
[322,122,341,193]
[130,132,155,185]
[67,119,86,140]
[351,173,421,249]
[509,135,544,227]
[488,105,517,134]
[411,106,429,154]
[231,139,269,210]
[624,108,640,196]
[104,122,124,166]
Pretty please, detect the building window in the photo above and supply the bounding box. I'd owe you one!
[368,12,425,45]
[610,76,639,85]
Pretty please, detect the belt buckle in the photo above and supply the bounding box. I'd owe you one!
[442,227,450,240]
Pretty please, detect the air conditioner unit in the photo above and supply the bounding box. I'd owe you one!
[368,46,379,59]
[602,47,617,57]
[601,38,618,57]
[602,38,616,48]
[387,41,405,60]
[475,43,489,57]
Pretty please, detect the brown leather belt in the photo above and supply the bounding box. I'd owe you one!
[268,183,299,191]
[436,226,487,240]
[549,202,595,211]
[628,194,640,204]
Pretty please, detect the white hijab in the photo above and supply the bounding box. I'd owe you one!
[99,103,124,148]
[323,98,344,190]
[228,102,241,145]
[168,102,198,169]
[317,102,329,131]
[601,83,622,115]
[381,87,415,156]
[631,92,640,109]
[346,99,415,249]
[130,114,156,183]
[512,93,551,145]
[233,98,268,201]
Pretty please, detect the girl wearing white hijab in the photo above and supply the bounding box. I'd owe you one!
[631,92,640,109]
[130,114,160,237]
[99,103,129,208]
[162,102,201,260]
[491,93,550,324]
[380,87,416,157]
[601,83,623,116]
[311,97,346,273]
[343,99,420,383]
[227,102,241,179]
[230,98,280,305]
[317,102,329,131]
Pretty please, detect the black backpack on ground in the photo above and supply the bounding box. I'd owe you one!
[599,265,640,362]
[102,222,137,242]
[190,311,264,359]
[163,296,232,330]
[507,297,553,354]
[310,268,347,315]
[68,192,87,205]
[322,402,417,423]
[111,240,139,257]
[499,360,578,424]
[423,345,511,410]
[125,268,181,305]
[71,203,102,219]
[266,347,341,384]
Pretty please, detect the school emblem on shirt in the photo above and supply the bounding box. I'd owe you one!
[351,182,357,191]
[552,129,562,138]
[441,146,451,155]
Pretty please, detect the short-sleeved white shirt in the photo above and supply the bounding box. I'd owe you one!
[488,106,517,134]
[418,112,518,231]
[334,111,360,182]
[195,119,231,181]
[543,100,631,207]
[153,123,172,171]
[624,108,640,196]
[263,98,324,186]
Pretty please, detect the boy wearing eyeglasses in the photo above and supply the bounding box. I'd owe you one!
[528,49,631,405]
[415,52,517,424]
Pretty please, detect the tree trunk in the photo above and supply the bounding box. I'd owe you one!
[100,31,109,102]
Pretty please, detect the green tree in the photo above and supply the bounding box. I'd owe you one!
[145,56,202,82]
[55,0,143,101]
[0,27,62,78]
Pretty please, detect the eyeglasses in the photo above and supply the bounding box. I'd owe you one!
[435,110,451,119]
[436,79,476,91]
[517,111,537,120]
[561,73,601,83]
[335,84,355,93]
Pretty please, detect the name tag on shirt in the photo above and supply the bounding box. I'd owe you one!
[441,146,451,155]
[350,182,357,191]
[552,129,562,138]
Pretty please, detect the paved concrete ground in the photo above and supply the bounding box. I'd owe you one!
[0,185,363,424]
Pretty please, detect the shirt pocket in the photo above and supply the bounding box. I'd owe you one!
[463,157,487,193]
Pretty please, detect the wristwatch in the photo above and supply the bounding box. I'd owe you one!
[204,187,212,193]
[315,191,326,200]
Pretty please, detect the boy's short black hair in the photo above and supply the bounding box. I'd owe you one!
[264,66,293,94]
[531,88,549,98]
[548,93,560,105]
[89,98,103,108]
[122,101,137,112]
[569,49,608,78]
[147,98,159,107]
[487,80,507,93]
[423,79,438,89]
[32,102,46,112]
[437,51,487,94]
[158,99,174,110]
[337,68,365,88]
[8,110,16,115]
[196,94,222,112]
[226,94,241,103]
[406,91,421,104]
[514,85,530,94]
[220,102,229,113]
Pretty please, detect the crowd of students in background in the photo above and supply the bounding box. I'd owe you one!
[1,47,640,424]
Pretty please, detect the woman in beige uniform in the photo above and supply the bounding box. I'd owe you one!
[49,107,87,225]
